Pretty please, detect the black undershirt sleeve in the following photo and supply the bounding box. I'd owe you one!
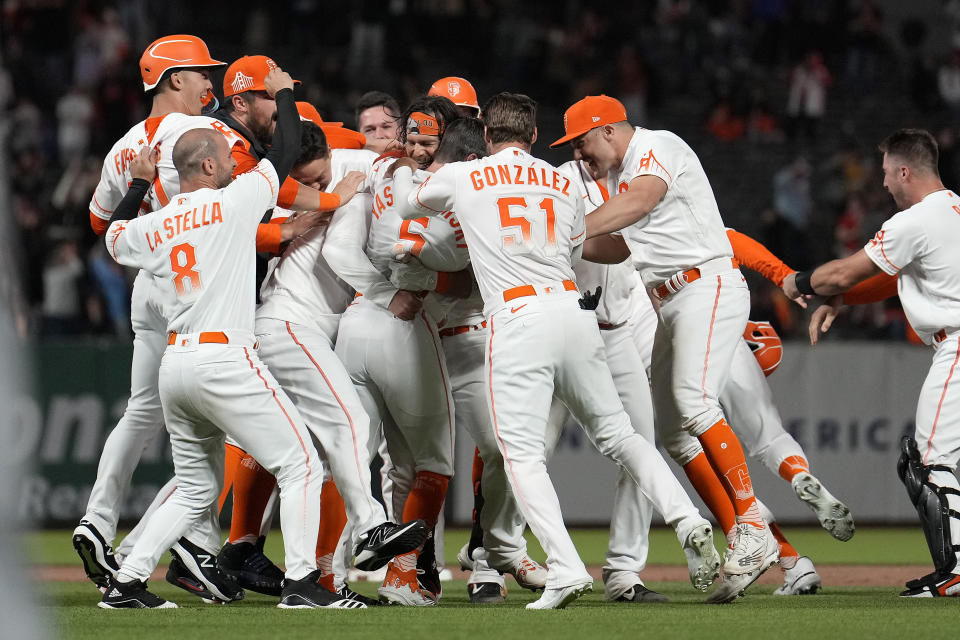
[262,88,301,184]
[108,178,151,226]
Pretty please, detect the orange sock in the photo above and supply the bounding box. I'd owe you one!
[316,480,347,587]
[227,451,278,543]
[699,419,763,527]
[769,522,798,561]
[683,452,737,536]
[403,470,450,529]
[218,443,246,512]
[778,455,810,483]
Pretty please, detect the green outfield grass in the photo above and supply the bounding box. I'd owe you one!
[30,527,943,640]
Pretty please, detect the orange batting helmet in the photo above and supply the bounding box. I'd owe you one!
[428,77,480,114]
[139,34,224,91]
[743,320,782,376]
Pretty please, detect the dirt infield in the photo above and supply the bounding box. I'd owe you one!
[35,563,928,587]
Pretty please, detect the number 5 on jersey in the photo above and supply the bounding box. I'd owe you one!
[498,196,557,256]
[170,242,202,295]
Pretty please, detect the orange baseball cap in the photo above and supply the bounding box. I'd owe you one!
[428,76,480,111]
[223,55,301,97]
[296,101,366,150]
[140,34,224,91]
[550,95,628,147]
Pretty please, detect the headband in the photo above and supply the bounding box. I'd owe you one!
[407,111,443,137]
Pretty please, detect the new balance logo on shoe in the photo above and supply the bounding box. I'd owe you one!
[198,554,215,569]
[738,551,764,567]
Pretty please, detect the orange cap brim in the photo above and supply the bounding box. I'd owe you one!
[550,125,595,148]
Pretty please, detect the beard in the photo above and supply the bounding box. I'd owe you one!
[249,115,275,145]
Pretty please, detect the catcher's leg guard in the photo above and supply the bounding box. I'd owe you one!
[897,436,960,574]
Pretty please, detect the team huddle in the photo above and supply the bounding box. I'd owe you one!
[70,32,960,610]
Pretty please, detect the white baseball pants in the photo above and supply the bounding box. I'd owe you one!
[119,340,323,582]
[487,293,705,589]
[255,318,386,540]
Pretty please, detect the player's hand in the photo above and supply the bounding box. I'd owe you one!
[264,68,295,97]
[279,210,332,243]
[808,295,843,345]
[130,146,158,182]
[387,289,423,321]
[386,157,418,179]
[781,272,811,308]
[331,171,366,207]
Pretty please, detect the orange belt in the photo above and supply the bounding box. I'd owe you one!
[168,331,230,346]
[502,279,577,303]
[935,329,948,344]
[598,322,625,331]
[653,259,739,300]
[439,320,488,338]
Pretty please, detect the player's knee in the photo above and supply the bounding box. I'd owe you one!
[683,408,725,438]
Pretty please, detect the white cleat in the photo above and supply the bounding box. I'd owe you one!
[525,581,592,610]
[682,523,721,592]
[498,555,548,591]
[457,543,474,571]
[792,473,855,541]
[773,556,822,595]
[723,523,780,576]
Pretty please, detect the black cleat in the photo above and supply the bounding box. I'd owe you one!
[900,571,960,597]
[468,582,507,604]
[337,583,381,606]
[218,539,283,596]
[278,570,367,609]
[614,584,669,603]
[170,537,244,603]
[354,519,428,571]
[72,520,120,590]
[99,579,177,609]
[416,534,441,604]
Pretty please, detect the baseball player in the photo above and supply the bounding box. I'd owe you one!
[335,95,466,606]
[98,69,364,609]
[793,129,960,597]
[391,92,721,610]
[406,118,549,604]
[73,35,326,601]
[355,91,402,154]
[559,95,779,580]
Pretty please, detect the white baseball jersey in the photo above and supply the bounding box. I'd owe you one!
[863,189,960,345]
[257,149,377,333]
[399,147,585,315]
[90,113,244,220]
[106,159,280,334]
[559,159,637,325]
[611,127,733,287]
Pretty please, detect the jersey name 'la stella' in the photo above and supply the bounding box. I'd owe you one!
[146,201,225,252]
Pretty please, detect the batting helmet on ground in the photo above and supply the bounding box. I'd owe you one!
[743,320,782,376]
[139,34,224,92]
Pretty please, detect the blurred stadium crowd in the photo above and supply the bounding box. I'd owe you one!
[4,0,960,342]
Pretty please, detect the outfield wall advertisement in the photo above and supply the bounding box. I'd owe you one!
[15,341,933,526]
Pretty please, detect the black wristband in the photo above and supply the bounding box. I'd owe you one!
[794,270,815,296]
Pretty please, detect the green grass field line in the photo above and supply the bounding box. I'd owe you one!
[27,526,932,567]
[41,580,959,640]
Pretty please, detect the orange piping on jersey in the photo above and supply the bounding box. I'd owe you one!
[153,176,170,206]
[144,115,165,145]
[243,346,313,516]
[256,223,282,253]
[726,229,795,287]
[875,231,902,271]
[842,272,898,305]
[926,339,960,464]
[90,212,110,236]
[286,321,367,484]
[92,193,114,215]
[414,178,444,213]
[595,179,610,202]
[570,230,586,242]
[252,167,276,198]
[700,275,723,404]
[639,150,672,181]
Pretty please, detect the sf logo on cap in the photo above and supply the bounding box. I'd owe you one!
[231,72,255,94]
[447,81,461,97]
